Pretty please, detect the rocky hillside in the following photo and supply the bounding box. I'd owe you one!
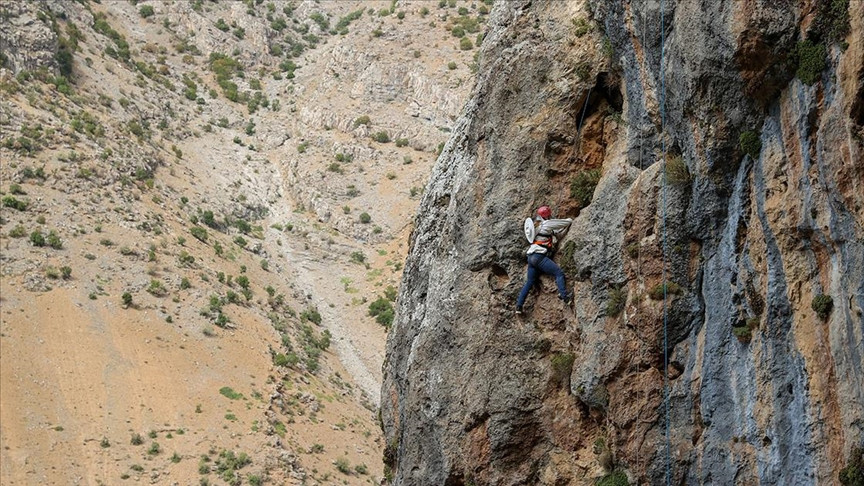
[382,0,863,485]
[0,0,486,484]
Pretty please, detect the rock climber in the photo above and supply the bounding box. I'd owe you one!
[516,205,573,315]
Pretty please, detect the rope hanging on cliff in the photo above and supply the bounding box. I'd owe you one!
[637,2,647,483]
[660,0,672,483]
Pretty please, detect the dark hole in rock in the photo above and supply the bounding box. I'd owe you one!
[596,72,623,112]
[488,264,510,291]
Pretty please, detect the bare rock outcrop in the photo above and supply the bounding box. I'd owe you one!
[0,1,58,74]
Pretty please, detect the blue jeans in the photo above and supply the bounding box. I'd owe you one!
[516,253,567,307]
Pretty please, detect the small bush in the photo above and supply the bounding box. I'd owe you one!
[353,115,371,127]
[190,226,208,242]
[301,307,322,325]
[359,212,371,224]
[30,230,45,247]
[139,5,155,18]
[814,0,851,45]
[350,251,366,264]
[147,279,167,296]
[9,225,26,238]
[2,195,27,211]
[732,325,752,343]
[148,442,160,455]
[219,386,243,400]
[648,282,683,300]
[45,231,62,249]
[811,294,833,320]
[840,446,864,485]
[368,297,394,327]
[122,292,133,307]
[572,17,592,37]
[606,287,626,317]
[739,131,761,160]
[335,457,351,474]
[372,131,390,143]
[131,433,144,445]
[45,266,60,279]
[793,40,827,85]
[596,469,629,486]
[459,37,473,50]
[273,353,299,367]
[570,168,601,208]
[447,61,457,70]
[384,285,398,301]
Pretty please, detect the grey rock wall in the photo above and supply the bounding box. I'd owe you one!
[383,0,863,484]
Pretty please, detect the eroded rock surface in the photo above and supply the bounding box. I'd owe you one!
[382,1,863,484]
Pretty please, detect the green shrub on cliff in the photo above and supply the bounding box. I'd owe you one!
[649,282,682,300]
[732,325,752,343]
[792,40,826,85]
[811,294,833,320]
[606,287,626,317]
[596,469,630,486]
[739,131,762,160]
[570,168,602,209]
[840,446,863,485]
[814,0,850,45]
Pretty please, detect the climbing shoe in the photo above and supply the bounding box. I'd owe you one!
[515,306,524,315]
[561,292,573,305]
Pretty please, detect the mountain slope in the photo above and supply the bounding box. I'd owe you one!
[0,0,487,484]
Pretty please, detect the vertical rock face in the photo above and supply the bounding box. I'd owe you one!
[382,0,863,485]
[0,2,58,74]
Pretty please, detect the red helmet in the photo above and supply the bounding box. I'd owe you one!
[537,205,552,219]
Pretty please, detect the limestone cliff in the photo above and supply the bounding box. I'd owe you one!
[381,0,863,484]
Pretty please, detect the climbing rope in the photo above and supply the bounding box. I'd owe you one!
[660,0,672,483]
[637,3,647,484]
[575,86,593,159]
